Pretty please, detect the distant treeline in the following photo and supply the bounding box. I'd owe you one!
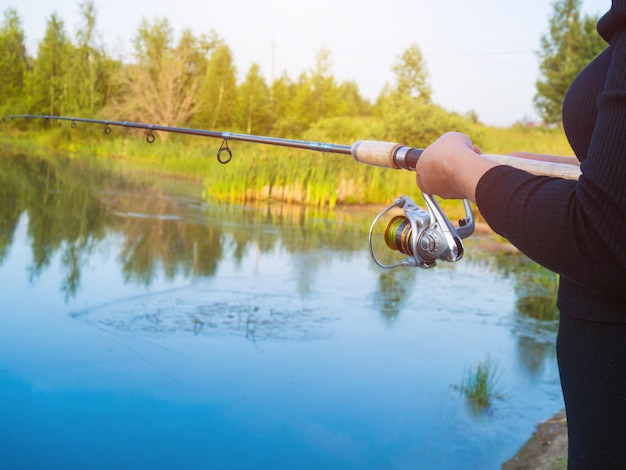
[0,1,486,147]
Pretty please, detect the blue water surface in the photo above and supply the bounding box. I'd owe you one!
[0,160,563,469]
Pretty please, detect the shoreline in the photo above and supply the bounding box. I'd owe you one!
[503,409,567,469]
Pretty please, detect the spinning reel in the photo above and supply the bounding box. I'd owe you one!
[369,194,475,269]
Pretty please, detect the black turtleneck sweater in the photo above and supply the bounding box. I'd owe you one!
[476,1,626,323]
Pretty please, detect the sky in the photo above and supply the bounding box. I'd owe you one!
[2,0,611,127]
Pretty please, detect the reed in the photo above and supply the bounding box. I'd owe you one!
[480,124,573,156]
[194,142,419,208]
[457,356,502,412]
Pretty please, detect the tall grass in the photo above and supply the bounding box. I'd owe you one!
[202,143,419,208]
[457,356,502,413]
[480,124,573,156]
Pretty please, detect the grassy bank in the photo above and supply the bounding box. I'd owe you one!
[478,124,573,156]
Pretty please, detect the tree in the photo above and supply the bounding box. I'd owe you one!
[374,42,461,146]
[268,50,369,137]
[374,42,432,118]
[391,42,432,102]
[193,41,238,129]
[534,0,605,124]
[291,46,342,130]
[26,14,73,115]
[236,63,271,134]
[377,98,478,148]
[335,80,371,117]
[268,72,298,136]
[0,8,28,113]
[66,0,115,114]
[114,18,212,128]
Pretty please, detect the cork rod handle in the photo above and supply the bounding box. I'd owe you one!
[350,140,581,181]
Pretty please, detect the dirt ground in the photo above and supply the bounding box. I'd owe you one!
[502,409,568,469]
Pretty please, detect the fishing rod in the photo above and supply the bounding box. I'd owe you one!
[3,113,581,269]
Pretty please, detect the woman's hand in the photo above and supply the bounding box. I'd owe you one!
[415,132,498,202]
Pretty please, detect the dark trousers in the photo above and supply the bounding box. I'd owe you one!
[557,312,626,469]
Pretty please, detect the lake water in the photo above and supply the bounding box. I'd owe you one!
[0,150,563,469]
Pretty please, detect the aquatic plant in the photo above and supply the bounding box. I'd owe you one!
[457,356,502,412]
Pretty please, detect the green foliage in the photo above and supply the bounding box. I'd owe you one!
[534,0,606,124]
[302,115,383,145]
[372,42,480,148]
[11,2,118,118]
[336,81,372,117]
[480,123,573,156]
[391,42,432,102]
[457,356,502,412]
[193,41,238,129]
[200,143,416,208]
[5,2,497,146]
[0,9,28,115]
[268,73,298,136]
[65,1,114,115]
[26,13,73,116]
[378,96,482,149]
[114,18,213,128]
[236,63,272,134]
[287,47,347,134]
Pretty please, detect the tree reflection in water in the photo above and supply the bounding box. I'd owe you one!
[0,150,114,298]
[0,150,368,298]
[373,268,417,323]
[465,242,560,378]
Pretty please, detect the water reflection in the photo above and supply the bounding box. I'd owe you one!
[110,193,225,284]
[0,150,369,299]
[0,152,114,298]
[497,253,559,323]
[465,246,559,379]
[0,150,560,345]
[373,268,418,323]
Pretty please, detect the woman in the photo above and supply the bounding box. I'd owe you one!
[415,1,626,467]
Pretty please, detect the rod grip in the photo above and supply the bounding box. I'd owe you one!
[351,140,422,170]
[480,154,581,180]
[351,140,581,180]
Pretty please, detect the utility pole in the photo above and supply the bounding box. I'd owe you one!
[271,37,276,85]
